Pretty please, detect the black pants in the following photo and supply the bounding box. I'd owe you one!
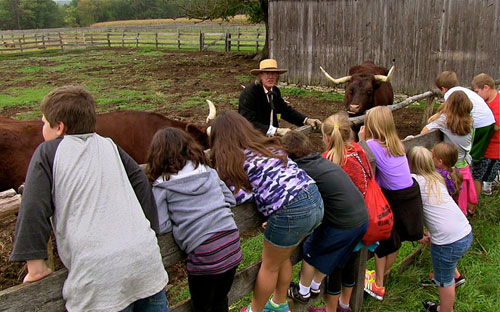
[188,267,237,312]
[325,251,358,295]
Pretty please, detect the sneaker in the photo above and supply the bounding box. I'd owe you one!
[263,300,291,312]
[423,273,466,288]
[306,307,326,312]
[337,304,352,312]
[364,279,385,301]
[454,275,466,288]
[310,286,321,297]
[287,282,310,303]
[482,182,493,196]
[420,277,435,287]
[365,269,375,282]
[421,301,439,312]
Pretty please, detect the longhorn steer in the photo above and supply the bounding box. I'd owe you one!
[320,61,395,116]
[0,108,215,192]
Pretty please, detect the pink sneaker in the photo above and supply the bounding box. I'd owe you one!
[306,306,326,312]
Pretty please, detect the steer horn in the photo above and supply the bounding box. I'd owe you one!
[206,99,217,123]
[374,65,395,83]
[320,66,352,84]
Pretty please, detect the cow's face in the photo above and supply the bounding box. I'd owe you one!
[344,74,381,115]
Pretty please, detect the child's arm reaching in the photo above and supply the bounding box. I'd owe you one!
[24,259,53,283]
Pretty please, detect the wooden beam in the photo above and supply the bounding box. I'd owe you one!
[350,91,438,126]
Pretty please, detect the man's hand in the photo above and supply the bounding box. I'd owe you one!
[305,118,322,130]
[24,259,53,283]
[276,128,291,136]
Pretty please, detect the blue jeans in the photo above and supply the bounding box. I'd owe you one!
[120,289,169,312]
[431,231,473,288]
[264,183,324,248]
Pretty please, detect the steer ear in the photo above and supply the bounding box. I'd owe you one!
[186,124,210,149]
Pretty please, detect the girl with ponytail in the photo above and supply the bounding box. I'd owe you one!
[307,112,374,311]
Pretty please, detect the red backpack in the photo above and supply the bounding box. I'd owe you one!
[352,153,394,246]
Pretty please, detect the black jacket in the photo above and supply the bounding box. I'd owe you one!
[294,153,368,229]
[238,82,307,133]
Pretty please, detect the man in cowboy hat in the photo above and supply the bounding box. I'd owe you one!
[239,59,322,136]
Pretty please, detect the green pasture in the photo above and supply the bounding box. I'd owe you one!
[0,48,341,120]
[227,193,500,311]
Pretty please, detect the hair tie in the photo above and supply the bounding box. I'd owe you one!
[334,125,339,129]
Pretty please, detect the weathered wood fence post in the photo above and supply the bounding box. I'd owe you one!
[237,27,241,51]
[177,28,181,49]
[199,30,204,51]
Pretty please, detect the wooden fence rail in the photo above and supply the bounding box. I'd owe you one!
[0,127,442,312]
[0,28,265,55]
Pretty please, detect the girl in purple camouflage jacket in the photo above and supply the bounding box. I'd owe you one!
[210,111,324,312]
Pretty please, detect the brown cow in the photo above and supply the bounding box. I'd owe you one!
[320,61,395,115]
[2,41,15,48]
[0,108,214,192]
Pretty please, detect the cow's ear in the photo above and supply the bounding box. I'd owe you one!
[186,124,209,148]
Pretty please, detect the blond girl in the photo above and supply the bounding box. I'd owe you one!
[359,106,423,301]
[301,112,374,311]
[408,147,472,312]
[431,142,463,204]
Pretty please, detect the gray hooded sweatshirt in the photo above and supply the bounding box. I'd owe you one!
[152,162,237,254]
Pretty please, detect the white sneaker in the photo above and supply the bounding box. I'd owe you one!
[482,182,493,196]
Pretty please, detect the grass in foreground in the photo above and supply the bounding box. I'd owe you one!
[225,192,499,311]
[362,192,499,311]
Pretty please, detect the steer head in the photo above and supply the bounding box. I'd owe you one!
[320,64,394,116]
[344,73,382,115]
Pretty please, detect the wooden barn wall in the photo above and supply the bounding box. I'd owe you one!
[268,0,500,94]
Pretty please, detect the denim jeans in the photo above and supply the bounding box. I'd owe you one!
[264,183,324,248]
[120,289,169,312]
[431,231,473,287]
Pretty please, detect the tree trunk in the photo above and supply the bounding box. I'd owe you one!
[253,0,269,60]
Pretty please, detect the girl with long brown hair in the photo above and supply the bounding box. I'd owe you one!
[421,90,476,215]
[209,111,324,312]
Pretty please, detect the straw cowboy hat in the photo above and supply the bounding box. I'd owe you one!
[250,59,288,75]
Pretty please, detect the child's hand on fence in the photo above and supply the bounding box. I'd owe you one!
[417,233,431,246]
[261,222,267,230]
[23,259,53,283]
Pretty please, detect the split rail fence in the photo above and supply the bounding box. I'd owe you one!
[0,89,445,311]
[0,27,265,55]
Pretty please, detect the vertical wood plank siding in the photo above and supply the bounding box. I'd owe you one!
[269,0,500,94]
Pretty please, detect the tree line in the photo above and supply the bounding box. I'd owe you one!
[0,0,267,31]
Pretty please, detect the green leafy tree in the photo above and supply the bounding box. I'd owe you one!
[0,0,23,30]
[0,0,65,30]
[76,0,114,26]
[176,0,269,59]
